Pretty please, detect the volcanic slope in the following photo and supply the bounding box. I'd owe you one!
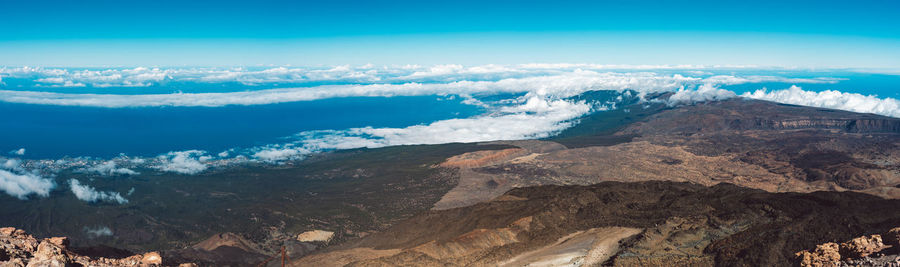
[434,98,900,209]
[292,97,900,266]
[292,181,900,266]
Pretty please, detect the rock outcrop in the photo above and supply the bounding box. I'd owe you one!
[296,230,335,243]
[797,227,900,267]
[0,227,168,267]
[796,243,841,267]
[840,235,886,259]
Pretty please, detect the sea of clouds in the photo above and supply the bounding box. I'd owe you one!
[1,64,898,200]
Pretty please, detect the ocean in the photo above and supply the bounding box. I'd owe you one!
[0,96,483,159]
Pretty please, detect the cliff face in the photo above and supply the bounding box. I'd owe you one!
[621,100,900,135]
[727,118,900,133]
[610,99,900,194]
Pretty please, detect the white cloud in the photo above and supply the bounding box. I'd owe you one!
[69,179,129,204]
[0,71,698,107]
[253,147,311,162]
[702,75,843,85]
[516,63,709,70]
[667,84,737,106]
[0,65,853,108]
[0,169,54,200]
[2,159,21,170]
[155,150,208,174]
[84,226,113,238]
[742,86,900,118]
[335,98,589,146]
[686,70,713,76]
[252,95,592,161]
[84,160,138,176]
[9,148,25,156]
[1,66,387,88]
[0,159,54,200]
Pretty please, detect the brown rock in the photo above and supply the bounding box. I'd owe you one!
[840,235,885,259]
[178,263,199,267]
[48,237,69,249]
[22,238,39,253]
[795,242,841,267]
[883,227,900,247]
[12,229,27,238]
[0,227,175,267]
[141,251,162,265]
[5,258,26,267]
[28,240,70,267]
[0,227,16,236]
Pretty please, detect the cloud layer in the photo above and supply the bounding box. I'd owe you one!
[742,86,900,118]
[0,70,700,107]
[0,64,762,89]
[248,94,594,162]
[0,65,847,108]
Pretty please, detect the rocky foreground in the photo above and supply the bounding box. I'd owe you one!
[797,228,900,267]
[0,227,188,267]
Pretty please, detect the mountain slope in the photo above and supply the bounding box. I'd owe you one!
[293,181,900,266]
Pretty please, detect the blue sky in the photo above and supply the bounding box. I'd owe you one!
[2,0,899,67]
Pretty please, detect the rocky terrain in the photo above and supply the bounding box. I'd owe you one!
[796,227,900,266]
[434,99,900,210]
[287,98,900,266]
[291,181,900,266]
[0,227,170,266]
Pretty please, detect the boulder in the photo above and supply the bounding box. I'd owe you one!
[4,258,26,267]
[26,240,70,267]
[141,251,163,265]
[12,229,27,238]
[47,237,69,249]
[0,227,16,236]
[839,235,885,259]
[796,242,841,267]
[0,226,172,266]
